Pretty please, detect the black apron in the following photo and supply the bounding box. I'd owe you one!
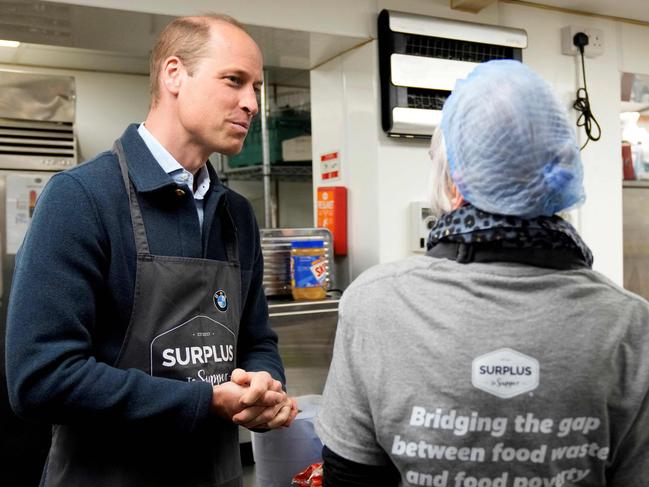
[44,140,243,487]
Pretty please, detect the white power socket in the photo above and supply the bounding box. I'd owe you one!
[561,25,604,58]
[410,201,436,253]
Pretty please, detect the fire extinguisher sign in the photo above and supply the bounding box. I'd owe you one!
[317,186,347,256]
[320,151,340,181]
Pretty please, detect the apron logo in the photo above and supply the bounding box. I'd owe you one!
[213,290,228,312]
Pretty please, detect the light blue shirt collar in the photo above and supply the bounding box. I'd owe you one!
[137,123,210,200]
[137,123,210,228]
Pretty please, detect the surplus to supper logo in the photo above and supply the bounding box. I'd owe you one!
[472,348,539,399]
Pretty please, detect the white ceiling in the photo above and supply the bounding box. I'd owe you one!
[0,0,647,76]
[518,0,649,23]
[0,1,366,78]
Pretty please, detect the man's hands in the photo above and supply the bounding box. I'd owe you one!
[210,369,298,430]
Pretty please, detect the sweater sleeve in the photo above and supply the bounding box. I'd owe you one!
[5,173,213,433]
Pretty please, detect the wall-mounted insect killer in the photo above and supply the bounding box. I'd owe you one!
[378,10,527,138]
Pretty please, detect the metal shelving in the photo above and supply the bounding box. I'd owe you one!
[219,163,312,182]
[623,179,649,188]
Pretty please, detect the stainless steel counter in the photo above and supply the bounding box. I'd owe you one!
[239,297,339,443]
[624,182,649,300]
[269,297,339,397]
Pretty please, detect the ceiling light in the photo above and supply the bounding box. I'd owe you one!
[0,40,20,48]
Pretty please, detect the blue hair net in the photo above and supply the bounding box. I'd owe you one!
[440,60,584,217]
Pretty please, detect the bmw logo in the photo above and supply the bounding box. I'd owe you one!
[213,290,228,312]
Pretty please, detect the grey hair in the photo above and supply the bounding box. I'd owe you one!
[428,127,455,218]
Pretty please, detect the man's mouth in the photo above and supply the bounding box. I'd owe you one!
[230,120,250,133]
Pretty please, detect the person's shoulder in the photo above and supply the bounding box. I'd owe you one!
[581,268,649,315]
[337,257,431,331]
[65,150,118,179]
[342,256,431,306]
[49,150,121,195]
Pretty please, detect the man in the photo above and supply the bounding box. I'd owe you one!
[6,14,296,486]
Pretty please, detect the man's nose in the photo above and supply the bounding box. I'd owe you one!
[241,85,259,117]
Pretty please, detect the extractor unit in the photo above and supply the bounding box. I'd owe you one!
[0,70,77,170]
[378,10,527,138]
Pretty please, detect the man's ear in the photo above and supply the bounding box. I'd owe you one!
[161,56,183,96]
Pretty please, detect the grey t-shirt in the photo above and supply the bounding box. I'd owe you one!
[316,256,649,487]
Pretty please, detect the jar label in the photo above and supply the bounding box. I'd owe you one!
[292,255,327,288]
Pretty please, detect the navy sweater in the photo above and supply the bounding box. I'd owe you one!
[5,124,284,433]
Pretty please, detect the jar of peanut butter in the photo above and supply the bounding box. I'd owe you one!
[290,240,327,301]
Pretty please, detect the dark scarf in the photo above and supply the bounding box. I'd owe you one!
[426,203,593,268]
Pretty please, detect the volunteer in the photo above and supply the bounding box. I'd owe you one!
[6,14,296,486]
[316,60,649,486]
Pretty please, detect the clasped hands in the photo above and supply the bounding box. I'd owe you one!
[211,368,298,430]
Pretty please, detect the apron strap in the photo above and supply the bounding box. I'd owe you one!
[113,140,151,255]
[427,241,589,270]
[113,139,239,263]
[219,197,239,264]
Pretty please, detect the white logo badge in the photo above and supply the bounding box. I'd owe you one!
[472,348,539,399]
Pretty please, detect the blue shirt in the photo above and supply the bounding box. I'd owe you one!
[137,123,210,227]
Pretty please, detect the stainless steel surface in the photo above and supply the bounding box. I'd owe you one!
[238,297,339,444]
[0,70,77,171]
[261,70,273,228]
[222,164,312,182]
[260,227,334,296]
[0,175,4,300]
[0,169,62,482]
[0,118,77,171]
[0,70,76,123]
[0,71,78,477]
[623,183,649,300]
[269,297,339,397]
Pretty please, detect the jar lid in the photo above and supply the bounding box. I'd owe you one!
[291,239,324,248]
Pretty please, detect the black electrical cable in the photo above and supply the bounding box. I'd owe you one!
[572,35,601,150]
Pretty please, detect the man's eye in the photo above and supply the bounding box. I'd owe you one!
[227,76,241,84]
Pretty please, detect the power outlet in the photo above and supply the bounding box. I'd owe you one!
[584,28,604,58]
[561,25,604,58]
[410,201,436,253]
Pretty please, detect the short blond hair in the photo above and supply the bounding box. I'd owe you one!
[149,14,246,106]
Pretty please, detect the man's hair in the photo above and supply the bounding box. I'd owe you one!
[149,13,246,106]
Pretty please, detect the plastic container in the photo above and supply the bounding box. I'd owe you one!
[228,114,311,168]
[290,240,327,301]
[252,395,323,487]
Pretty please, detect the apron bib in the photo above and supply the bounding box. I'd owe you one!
[44,140,243,487]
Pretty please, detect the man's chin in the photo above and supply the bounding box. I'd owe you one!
[216,142,245,157]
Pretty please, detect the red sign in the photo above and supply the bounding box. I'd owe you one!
[320,151,340,181]
[317,186,347,256]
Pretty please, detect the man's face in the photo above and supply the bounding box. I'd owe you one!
[177,23,263,156]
